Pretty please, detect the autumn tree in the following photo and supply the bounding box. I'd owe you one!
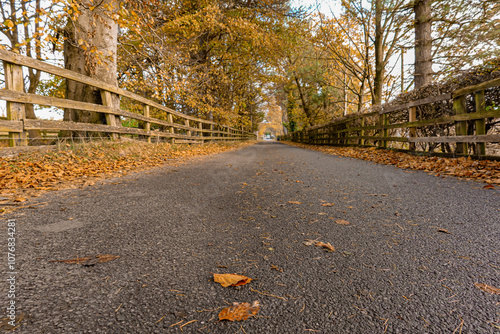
[316,13,371,114]
[115,0,295,129]
[62,0,120,130]
[0,0,50,143]
[431,0,500,78]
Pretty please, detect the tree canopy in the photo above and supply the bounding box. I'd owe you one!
[0,0,497,133]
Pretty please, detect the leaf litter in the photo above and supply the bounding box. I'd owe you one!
[284,142,500,185]
[218,301,260,321]
[0,141,255,213]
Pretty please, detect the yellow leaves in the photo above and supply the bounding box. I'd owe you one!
[288,201,302,204]
[474,283,500,295]
[13,197,27,203]
[3,20,14,28]
[213,273,252,287]
[321,202,334,207]
[218,301,260,321]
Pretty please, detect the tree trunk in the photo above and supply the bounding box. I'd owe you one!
[414,0,433,89]
[373,0,384,105]
[294,75,313,126]
[63,0,119,138]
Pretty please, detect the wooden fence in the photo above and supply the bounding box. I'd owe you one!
[0,49,255,147]
[283,77,500,157]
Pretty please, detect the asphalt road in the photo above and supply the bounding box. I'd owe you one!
[2,142,500,333]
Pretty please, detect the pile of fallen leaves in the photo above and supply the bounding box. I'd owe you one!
[0,140,255,212]
[285,143,500,185]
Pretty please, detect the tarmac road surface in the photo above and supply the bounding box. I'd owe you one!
[2,142,499,333]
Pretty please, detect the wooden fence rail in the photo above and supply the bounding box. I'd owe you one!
[282,76,500,157]
[0,49,255,147]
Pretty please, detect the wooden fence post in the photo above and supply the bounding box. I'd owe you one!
[475,90,486,155]
[3,61,27,146]
[167,113,175,143]
[199,122,203,142]
[100,90,119,140]
[379,113,388,148]
[185,119,191,139]
[143,105,151,143]
[359,116,365,146]
[345,121,350,145]
[408,107,416,151]
[453,95,468,154]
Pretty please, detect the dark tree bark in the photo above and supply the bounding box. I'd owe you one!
[373,0,384,105]
[414,0,433,89]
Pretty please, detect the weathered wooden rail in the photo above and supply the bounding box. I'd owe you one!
[0,49,255,147]
[283,77,500,157]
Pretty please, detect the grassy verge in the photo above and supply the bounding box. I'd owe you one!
[0,140,255,213]
[284,142,500,186]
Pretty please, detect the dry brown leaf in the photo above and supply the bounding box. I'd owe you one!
[315,241,335,252]
[50,254,120,265]
[213,273,252,287]
[303,239,318,246]
[321,203,334,207]
[474,283,500,295]
[13,197,26,202]
[218,301,260,321]
[335,219,350,225]
[437,229,452,234]
[288,201,302,204]
[483,184,495,189]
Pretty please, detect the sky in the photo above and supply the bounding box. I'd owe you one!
[292,0,340,16]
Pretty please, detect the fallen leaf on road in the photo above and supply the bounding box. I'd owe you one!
[50,254,120,265]
[303,239,318,246]
[315,241,335,252]
[321,203,334,207]
[288,201,302,204]
[13,197,26,202]
[270,265,283,272]
[303,239,335,252]
[474,283,500,295]
[335,219,350,225]
[437,229,452,234]
[213,273,252,287]
[218,301,260,321]
[483,184,495,189]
